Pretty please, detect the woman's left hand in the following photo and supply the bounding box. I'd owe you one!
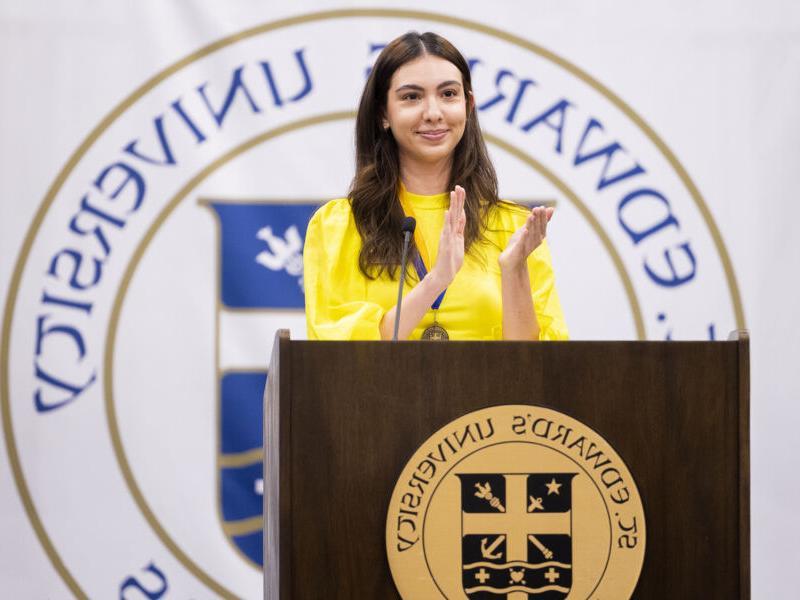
[498,206,554,272]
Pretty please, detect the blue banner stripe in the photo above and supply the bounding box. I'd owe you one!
[233,530,263,566]
[221,372,265,454]
[220,463,263,521]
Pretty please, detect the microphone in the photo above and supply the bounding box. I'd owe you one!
[392,216,416,341]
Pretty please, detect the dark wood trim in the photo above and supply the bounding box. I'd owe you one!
[731,330,751,599]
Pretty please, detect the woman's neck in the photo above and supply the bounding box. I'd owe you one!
[399,155,451,195]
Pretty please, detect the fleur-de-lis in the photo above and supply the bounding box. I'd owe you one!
[255,225,303,275]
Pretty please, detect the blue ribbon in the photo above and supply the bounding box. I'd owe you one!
[412,254,446,310]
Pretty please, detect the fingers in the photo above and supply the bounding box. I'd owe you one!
[442,206,452,237]
[446,191,453,230]
[537,207,547,239]
[525,206,550,248]
[450,189,458,232]
[453,185,466,236]
[458,188,466,236]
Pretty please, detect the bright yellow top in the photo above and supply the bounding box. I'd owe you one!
[303,186,569,341]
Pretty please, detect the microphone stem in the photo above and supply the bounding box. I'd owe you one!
[393,231,412,341]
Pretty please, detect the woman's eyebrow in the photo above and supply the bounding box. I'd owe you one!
[394,80,463,93]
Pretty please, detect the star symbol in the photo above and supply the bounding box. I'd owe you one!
[545,477,562,495]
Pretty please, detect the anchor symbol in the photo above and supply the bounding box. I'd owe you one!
[480,535,505,560]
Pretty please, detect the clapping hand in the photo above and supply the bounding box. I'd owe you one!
[498,205,554,272]
[429,185,466,291]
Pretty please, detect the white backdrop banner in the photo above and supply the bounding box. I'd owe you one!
[1,1,798,598]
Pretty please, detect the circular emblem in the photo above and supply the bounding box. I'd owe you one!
[386,405,645,599]
[421,323,450,340]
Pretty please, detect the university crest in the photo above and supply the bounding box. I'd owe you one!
[459,473,576,599]
[386,405,646,599]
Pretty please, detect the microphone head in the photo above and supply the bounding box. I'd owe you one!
[401,216,416,234]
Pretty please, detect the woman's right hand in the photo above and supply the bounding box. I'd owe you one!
[428,185,466,292]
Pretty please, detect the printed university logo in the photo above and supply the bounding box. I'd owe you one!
[457,472,577,597]
[386,405,646,599]
[2,8,739,599]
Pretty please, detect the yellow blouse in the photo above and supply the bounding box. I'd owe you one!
[303,186,569,341]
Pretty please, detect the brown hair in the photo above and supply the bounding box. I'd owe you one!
[349,31,500,279]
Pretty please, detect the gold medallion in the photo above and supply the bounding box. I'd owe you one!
[421,323,449,340]
[386,405,646,599]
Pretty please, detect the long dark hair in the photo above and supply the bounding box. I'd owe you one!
[349,31,500,279]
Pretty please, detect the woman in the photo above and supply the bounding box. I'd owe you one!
[304,31,568,341]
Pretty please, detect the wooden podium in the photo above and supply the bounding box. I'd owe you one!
[263,331,749,599]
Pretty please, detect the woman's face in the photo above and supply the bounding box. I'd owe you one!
[384,54,469,168]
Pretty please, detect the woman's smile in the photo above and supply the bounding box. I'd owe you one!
[416,128,449,142]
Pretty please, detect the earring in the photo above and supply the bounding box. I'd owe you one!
[382,121,390,130]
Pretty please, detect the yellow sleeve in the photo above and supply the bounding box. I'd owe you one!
[303,199,386,340]
[528,239,569,341]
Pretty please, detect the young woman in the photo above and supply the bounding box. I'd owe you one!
[303,31,568,341]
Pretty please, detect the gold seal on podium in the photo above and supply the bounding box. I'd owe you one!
[386,405,646,599]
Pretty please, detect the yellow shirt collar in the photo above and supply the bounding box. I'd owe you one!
[399,181,449,210]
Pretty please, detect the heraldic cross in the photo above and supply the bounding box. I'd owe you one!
[459,473,576,599]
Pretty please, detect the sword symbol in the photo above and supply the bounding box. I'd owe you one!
[480,535,505,560]
[528,495,544,511]
[528,534,554,560]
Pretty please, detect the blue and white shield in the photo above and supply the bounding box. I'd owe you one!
[458,473,577,599]
[207,200,319,567]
